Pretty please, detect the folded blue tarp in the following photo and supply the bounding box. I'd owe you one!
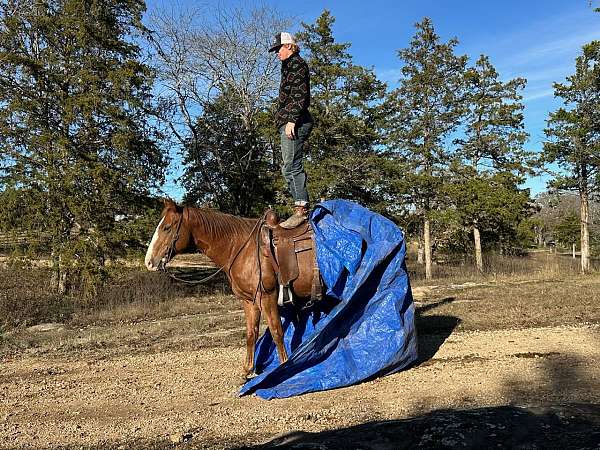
[239,199,418,399]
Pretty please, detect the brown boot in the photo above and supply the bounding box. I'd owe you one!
[279,205,308,229]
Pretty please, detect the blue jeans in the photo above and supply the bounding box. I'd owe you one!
[280,121,312,206]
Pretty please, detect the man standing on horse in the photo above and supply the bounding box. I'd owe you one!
[269,32,313,229]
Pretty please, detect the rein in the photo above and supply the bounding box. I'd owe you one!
[159,208,267,289]
[162,263,225,285]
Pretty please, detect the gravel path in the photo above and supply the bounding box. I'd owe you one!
[1,324,599,449]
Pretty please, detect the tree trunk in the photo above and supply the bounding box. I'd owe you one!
[473,226,483,273]
[536,227,544,246]
[50,253,68,295]
[580,188,590,273]
[424,218,432,280]
[572,243,576,259]
[417,235,424,265]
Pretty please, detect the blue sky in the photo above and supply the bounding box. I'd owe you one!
[146,0,600,199]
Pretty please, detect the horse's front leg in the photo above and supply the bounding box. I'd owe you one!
[262,291,288,365]
[242,300,261,380]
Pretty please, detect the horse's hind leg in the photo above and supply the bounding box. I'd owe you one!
[242,300,261,380]
[262,292,288,365]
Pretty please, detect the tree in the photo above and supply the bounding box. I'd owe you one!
[517,217,541,249]
[534,192,578,244]
[387,18,467,279]
[148,4,289,211]
[445,169,533,255]
[0,0,168,295]
[543,41,600,273]
[296,10,392,214]
[180,88,276,215]
[554,210,581,257]
[452,55,531,271]
[533,191,600,253]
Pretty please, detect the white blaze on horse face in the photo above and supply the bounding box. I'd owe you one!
[145,217,164,270]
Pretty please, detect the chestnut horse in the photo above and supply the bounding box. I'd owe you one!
[144,199,316,379]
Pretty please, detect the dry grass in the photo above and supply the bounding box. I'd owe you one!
[414,274,600,334]
[408,251,591,286]
[2,251,600,358]
[0,264,231,331]
[1,251,598,339]
[4,269,599,360]
[0,267,74,328]
[0,294,245,357]
[409,252,600,336]
[404,251,600,336]
[78,268,231,323]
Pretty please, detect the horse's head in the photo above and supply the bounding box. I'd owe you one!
[145,199,193,271]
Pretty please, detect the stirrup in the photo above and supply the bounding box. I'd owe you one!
[278,284,294,306]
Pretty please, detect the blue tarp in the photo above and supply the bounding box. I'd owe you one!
[239,199,418,399]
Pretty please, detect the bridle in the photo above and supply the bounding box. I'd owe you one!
[156,207,223,284]
[158,210,184,272]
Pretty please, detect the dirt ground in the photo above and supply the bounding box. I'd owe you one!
[1,276,600,449]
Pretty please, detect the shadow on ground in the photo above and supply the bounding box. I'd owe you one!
[238,403,600,449]
[414,297,461,365]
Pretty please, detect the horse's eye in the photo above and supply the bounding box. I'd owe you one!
[163,224,172,232]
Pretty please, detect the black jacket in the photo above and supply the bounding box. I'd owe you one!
[275,52,311,129]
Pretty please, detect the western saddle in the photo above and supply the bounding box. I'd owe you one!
[261,210,323,308]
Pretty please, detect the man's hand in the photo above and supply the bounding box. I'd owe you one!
[285,122,296,140]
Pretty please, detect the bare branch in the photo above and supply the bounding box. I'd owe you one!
[147,2,291,138]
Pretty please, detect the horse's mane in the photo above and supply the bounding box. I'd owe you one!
[185,206,258,240]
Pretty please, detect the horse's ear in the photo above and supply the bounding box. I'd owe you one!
[163,198,177,210]
[163,198,184,214]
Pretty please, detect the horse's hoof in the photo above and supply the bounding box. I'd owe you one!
[239,372,256,385]
[232,387,242,398]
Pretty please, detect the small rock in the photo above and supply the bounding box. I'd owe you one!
[169,432,193,444]
[27,323,64,332]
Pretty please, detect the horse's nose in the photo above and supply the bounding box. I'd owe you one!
[145,260,157,271]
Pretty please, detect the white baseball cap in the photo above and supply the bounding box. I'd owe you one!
[269,32,296,52]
